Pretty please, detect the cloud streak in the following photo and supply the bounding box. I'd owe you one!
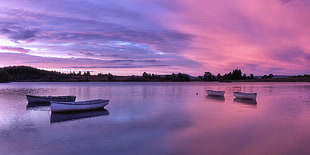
[0,52,199,75]
[0,46,31,53]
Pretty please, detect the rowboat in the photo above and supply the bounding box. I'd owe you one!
[50,109,109,123]
[26,95,76,103]
[206,90,225,96]
[233,92,257,100]
[51,99,109,112]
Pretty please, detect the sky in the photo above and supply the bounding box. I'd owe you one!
[0,0,309,76]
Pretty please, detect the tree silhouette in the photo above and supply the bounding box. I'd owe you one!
[0,70,12,83]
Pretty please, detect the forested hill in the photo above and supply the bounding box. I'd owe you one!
[0,66,193,83]
[0,66,68,82]
[0,66,192,82]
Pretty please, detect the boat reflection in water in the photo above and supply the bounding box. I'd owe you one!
[233,98,257,108]
[50,109,109,123]
[26,95,76,103]
[206,95,225,102]
[26,103,51,111]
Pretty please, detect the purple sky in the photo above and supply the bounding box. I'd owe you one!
[0,0,309,76]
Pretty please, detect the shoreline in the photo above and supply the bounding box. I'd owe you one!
[3,78,309,83]
[1,66,309,83]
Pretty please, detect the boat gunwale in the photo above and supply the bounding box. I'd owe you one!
[206,90,225,93]
[26,95,76,99]
[233,92,257,100]
[51,99,109,105]
[206,90,225,96]
[233,92,257,95]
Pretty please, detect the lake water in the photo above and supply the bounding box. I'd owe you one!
[0,82,310,155]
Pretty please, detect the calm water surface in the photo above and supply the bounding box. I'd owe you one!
[0,82,310,155]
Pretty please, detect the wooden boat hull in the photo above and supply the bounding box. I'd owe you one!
[233,92,257,100]
[51,99,109,112]
[27,95,76,103]
[206,90,225,96]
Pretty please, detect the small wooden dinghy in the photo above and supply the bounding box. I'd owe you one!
[26,95,76,103]
[206,90,225,96]
[233,92,257,100]
[51,99,109,112]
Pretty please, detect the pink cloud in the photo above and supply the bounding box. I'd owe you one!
[0,52,201,76]
[0,46,30,53]
[158,0,310,75]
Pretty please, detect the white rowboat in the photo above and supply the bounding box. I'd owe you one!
[206,90,225,96]
[26,95,76,103]
[233,92,257,100]
[51,99,109,112]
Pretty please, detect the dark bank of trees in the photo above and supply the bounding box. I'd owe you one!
[141,72,190,82]
[0,70,12,83]
[0,66,308,83]
[164,73,190,81]
[0,66,102,82]
[0,66,191,82]
[202,69,255,81]
[0,66,68,82]
[0,66,120,82]
[202,69,309,82]
[261,74,273,79]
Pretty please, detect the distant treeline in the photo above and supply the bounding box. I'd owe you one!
[200,69,310,82]
[200,69,255,82]
[0,66,309,83]
[0,66,191,82]
[200,69,278,81]
[0,66,69,82]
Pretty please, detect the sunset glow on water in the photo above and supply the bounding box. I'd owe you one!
[0,82,309,155]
